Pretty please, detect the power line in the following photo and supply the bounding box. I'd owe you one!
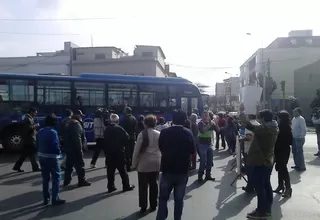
[0,31,82,36]
[0,17,116,22]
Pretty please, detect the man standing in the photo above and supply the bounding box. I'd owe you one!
[59,109,73,170]
[198,111,218,182]
[13,108,41,172]
[63,114,91,187]
[215,113,226,150]
[157,110,195,220]
[121,107,137,171]
[104,114,135,193]
[291,107,307,171]
[312,110,320,156]
[244,109,279,219]
[90,109,107,168]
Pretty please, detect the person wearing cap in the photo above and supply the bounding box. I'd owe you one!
[63,113,91,187]
[73,109,88,151]
[120,107,137,171]
[104,113,135,193]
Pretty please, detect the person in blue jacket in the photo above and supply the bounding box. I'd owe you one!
[37,114,65,206]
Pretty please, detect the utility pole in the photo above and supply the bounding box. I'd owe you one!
[280,80,286,109]
[266,59,271,109]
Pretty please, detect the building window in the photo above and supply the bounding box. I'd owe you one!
[0,79,9,101]
[37,81,71,105]
[142,52,153,57]
[95,53,106,60]
[10,80,34,101]
[108,84,137,107]
[75,82,105,106]
[139,85,167,107]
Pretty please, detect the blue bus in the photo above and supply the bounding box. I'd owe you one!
[0,73,203,151]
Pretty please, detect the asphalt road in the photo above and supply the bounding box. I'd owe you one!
[0,134,320,220]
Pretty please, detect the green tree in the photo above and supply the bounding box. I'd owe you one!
[257,73,277,107]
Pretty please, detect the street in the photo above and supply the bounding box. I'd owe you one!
[0,134,320,220]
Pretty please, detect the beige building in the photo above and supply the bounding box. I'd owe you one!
[240,30,320,108]
[0,42,169,77]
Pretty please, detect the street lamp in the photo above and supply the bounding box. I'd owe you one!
[246,33,266,109]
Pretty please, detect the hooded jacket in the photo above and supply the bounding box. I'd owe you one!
[246,120,279,167]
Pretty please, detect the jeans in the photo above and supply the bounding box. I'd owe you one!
[156,173,188,220]
[251,166,273,213]
[39,157,61,202]
[292,137,306,169]
[198,144,214,177]
[245,165,254,190]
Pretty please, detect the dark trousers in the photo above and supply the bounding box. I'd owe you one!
[90,138,107,166]
[251,166,273,214]
[64,152,86,184]
[157,173,189,220]
[215,132,226,149]
[138,172,159,209]
[107,157,130,190]
[39,157,61,202]
[125,138,135,169]
[13,147,39,170]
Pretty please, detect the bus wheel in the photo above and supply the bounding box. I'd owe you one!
[2,131,24,152]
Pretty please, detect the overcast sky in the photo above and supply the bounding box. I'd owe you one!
[0,0,319,94]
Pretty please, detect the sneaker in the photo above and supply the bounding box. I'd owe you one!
[205,176,215,181]
[78,180,91,187]
[247,210,267,219]
[52,199,66,206]
[123,184,135,192]
[107,187,117,193]
[314,152,320,157]
[90,164,97,168]
[12,168,24,172]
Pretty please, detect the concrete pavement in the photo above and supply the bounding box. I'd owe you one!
[0,134,320,220]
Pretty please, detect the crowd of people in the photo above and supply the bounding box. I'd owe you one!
[11,105,310,219]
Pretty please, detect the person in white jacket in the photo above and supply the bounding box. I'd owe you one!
[132,115,161,213]
[155,117,169,132]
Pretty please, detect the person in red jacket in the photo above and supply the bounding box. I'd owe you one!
[215,113,226,150]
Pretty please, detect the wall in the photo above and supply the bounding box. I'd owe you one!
[294,60,320,120]
[75,47,118,61]
[72,59,158,76]
[240,47,320,99]
[0,55,70,74]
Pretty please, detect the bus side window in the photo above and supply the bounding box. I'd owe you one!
[168,86,177,107]
[139,85,167,107]
[9,80,34,101]
[74,82,105,106]
[108,84,137,107]
[37,80,71,105]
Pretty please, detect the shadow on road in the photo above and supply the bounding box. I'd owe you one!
[28,190,123,220]
[0,190,43,220]
[116,210,152,220]
[289,170,302,185]
[0,174,42,186]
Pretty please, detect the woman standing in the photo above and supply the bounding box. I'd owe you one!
[273,110,293,198]
[132,115,161,213]
[224,116,238,154]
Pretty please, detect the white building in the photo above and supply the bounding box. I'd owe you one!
[0,42,169,77]
[240,30,320,108]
